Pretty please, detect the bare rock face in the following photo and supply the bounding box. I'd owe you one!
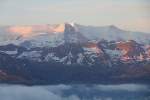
[64,23,88,43]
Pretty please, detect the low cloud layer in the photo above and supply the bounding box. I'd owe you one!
[0,84,149,100]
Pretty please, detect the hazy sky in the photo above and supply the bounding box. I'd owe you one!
[0,0,150,32]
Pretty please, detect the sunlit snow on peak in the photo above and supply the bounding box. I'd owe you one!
[8,26,33,37]
[53,24,65,33]
[70,22,75,27]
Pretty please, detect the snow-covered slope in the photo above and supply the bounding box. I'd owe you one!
[0,23,150,47]
[0,24,65,48]
[75,24,150,44]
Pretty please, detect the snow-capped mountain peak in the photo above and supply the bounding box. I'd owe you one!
[68,22,75,27]
[64,23,88,43]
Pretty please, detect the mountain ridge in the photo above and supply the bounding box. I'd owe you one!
[0,23,150,48]
[0,23,150,85]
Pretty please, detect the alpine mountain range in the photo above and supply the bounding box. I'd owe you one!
[0,23,150,85]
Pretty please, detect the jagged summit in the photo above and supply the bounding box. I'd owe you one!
[107,25,119,29]
[66,22,76,27]
[64,23,88,43]
[64,23,77,33]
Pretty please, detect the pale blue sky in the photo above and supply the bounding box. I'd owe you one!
[0,0,150,32]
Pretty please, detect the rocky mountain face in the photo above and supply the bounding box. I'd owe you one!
[0,23,150,85]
